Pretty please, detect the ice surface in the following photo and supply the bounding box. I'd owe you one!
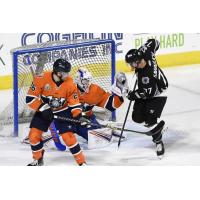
[0,64,200,166]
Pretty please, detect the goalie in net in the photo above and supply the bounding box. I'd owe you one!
[66,67,129,149]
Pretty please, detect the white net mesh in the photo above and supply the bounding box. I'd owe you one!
[0,39,115,137]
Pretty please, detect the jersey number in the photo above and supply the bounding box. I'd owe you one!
[30,82,36,91]
[144,87,152,94]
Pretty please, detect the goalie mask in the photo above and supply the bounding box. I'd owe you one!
[75,67,93,93]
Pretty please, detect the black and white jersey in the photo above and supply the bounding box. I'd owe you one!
[135,39,168,99]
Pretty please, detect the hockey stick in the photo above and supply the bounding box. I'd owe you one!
[117,77,137,148]
[22,134,53,146]
[49,122,66,151]
[54,115,165,136]
[22,117,165,146]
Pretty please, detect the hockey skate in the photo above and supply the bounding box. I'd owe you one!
[156,141,165,159]
[27,150,44,166]
[79,162,87,166]
[27,157,44,166]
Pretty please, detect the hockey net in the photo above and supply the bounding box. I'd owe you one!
[0,39,116,137]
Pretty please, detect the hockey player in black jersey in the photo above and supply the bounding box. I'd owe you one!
[125,39,168,158]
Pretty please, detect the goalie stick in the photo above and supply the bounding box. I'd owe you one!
[54,115,165,136]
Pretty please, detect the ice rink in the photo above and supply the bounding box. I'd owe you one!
[0,64,200,166]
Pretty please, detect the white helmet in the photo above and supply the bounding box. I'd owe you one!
[75,67,93,92]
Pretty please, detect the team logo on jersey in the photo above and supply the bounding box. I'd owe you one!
[44,96,66,110]
[73,93,78,99]
[142,77,150,84]
[44,84,51,91]
[50,97,66,109]
[150,109,155,114]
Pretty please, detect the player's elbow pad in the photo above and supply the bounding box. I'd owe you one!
[26,95,36,105]
[146,39,160,52]
[26,95,43,110]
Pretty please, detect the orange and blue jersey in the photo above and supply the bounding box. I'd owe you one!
[77,83,124,117]
[26,71,81,118]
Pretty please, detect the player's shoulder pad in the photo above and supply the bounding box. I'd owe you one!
[90,83,105,93]
[64,75,74,83]
[35,71,51,78]
[64,76,77,88]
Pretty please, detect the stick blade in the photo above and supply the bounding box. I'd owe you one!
[147,120,165,136]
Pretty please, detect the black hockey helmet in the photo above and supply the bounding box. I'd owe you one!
[125,49,143,64]
[53,59,71,73]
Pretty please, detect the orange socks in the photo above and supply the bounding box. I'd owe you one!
[61,132,86,165]
[29,128,44,160]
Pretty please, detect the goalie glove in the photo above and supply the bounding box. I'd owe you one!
[35,52,49,75]
[111,72,129,97]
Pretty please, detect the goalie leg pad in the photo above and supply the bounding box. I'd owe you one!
[61,132,86,165]
[88,128,113,149]
[76,114,102,141]
[29,128,44,160]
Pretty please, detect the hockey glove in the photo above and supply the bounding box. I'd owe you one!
[38,103,54,122]
[76,114,91,128]
[127,89,146,101]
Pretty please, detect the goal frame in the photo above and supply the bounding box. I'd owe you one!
[12,39,116,137]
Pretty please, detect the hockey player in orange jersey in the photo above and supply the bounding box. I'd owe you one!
[72,67,129,142]
[26,57,88,166]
